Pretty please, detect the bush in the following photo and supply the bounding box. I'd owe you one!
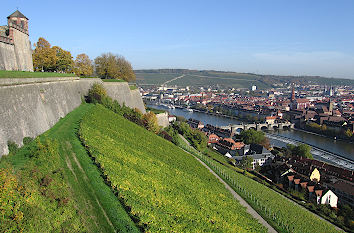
[7,141,19,154]
[159,131,173,142]
[23,137,33,145]
[123,107,143,126]
[87,83,107,103]
[142,111,160,134]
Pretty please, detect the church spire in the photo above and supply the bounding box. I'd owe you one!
[291,87,295,101]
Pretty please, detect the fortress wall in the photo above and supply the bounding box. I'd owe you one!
[130,89,146,113]
[0,78,145,156]
[103,82,146,113]
[0,77,78,85]
[155,112,169,128]
[12,29,33,71]
[0,42,18,70]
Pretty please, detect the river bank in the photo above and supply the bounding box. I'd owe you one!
[148,104,354,169]
[294,128,354,145]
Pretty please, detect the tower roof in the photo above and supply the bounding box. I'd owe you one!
[7,10,28,20]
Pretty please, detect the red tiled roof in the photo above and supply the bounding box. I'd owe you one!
[300,182,308,189]
[308,186,315,192]
[315,190,323,197]
[330,180,354,196]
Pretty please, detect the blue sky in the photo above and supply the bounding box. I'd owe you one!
[1,0,354,78]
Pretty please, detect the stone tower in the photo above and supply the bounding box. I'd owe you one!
[291,87,295,101]
[0,10,33,71]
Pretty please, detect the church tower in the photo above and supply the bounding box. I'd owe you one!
[291,87,295,101]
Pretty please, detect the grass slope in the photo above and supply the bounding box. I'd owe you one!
[102,79,127,82]
[0,70,76,78]
[1,104,138,233]
[80,104,267,232]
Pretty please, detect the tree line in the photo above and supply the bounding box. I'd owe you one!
[32,37,135,81]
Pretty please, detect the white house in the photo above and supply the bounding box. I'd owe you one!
[251,154,274,170]
[321,190,338,208]
[224,152,232,158]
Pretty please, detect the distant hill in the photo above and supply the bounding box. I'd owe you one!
[135,69,354,89]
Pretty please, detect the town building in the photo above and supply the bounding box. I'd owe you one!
[321,190,338,208]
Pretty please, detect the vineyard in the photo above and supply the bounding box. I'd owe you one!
[79,104,267,232]
[177,138,340,233]
[0,104,138,233]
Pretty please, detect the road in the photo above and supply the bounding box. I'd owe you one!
[162,74,185,85]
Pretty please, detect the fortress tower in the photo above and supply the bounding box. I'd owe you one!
[0,10,33,71]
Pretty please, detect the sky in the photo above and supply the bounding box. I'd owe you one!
[1,0,354,79]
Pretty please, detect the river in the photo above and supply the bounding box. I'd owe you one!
[149,105,354,170]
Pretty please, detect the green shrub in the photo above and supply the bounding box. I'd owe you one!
[7,141,19,154]
[23,137,33,145]
[87,83,107,103]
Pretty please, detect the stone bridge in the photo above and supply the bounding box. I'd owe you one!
[221,122,294,133]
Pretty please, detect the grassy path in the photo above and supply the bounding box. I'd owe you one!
[40,104,139,232]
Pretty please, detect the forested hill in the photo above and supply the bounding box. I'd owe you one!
[135,69,354,89]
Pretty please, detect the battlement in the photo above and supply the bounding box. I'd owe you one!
[8,22,29,35]
[0,35,13,45]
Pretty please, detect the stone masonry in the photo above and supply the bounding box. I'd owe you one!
[0,10,33,71]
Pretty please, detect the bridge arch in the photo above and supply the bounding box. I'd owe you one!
[234,128,244,134]
[283,125,290,130]
[261,126,268,131]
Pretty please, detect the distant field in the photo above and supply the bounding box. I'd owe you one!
[168,74,266,89]
[135,69,354,88]
[135,72,182,85]
[0,70,76,78]
[135,71,269,89]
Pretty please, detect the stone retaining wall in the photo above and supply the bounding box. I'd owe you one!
[156,112,169,128]
[0,77,145,155]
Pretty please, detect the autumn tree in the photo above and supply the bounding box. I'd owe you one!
[74,53,93,77]
[94,53,136,81]
[32,37,74,73]
[344,129,353,138]
[33,37,56,71]
[52,46,73,73]
[142,111,160,134]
